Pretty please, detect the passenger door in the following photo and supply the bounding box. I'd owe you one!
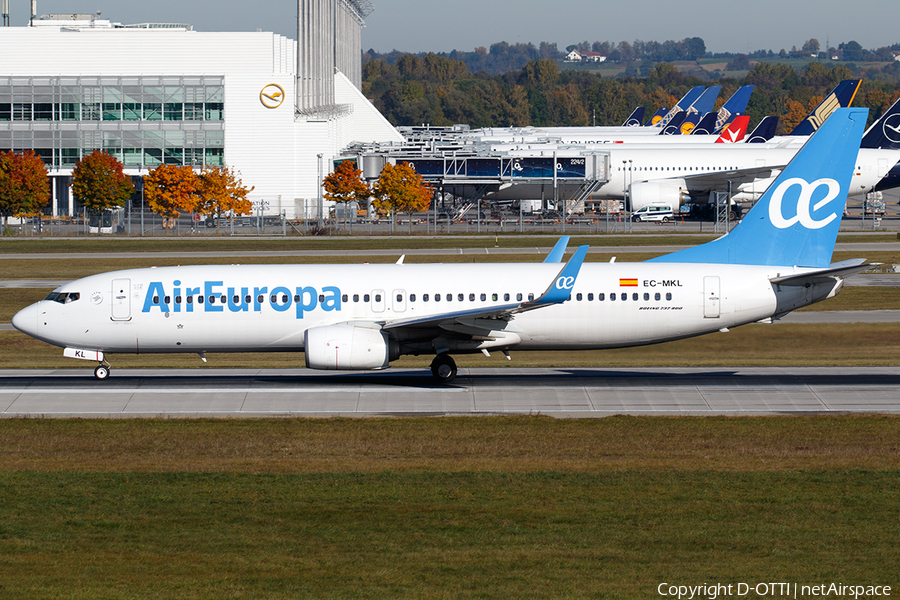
[111,278,131,321]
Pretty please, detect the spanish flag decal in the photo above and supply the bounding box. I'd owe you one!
[619,278,638,287]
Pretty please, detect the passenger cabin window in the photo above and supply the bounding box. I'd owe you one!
[364,294,370,302]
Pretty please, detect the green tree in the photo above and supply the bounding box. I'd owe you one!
[70,151,134,217]
[0,150,50,229]
[373,162,432,234]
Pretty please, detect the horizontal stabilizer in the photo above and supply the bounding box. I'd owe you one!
[769,259,871,286]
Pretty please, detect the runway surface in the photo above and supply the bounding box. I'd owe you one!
[2,366,899,418]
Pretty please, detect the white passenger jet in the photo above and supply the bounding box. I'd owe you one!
[12,108,870,383]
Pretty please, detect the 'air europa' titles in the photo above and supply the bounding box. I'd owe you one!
[141,280,342,319]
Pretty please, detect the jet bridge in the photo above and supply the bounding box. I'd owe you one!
[358,150,610,216]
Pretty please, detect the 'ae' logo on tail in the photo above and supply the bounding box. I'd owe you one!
[768,177,842,230]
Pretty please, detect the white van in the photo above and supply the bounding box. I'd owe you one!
[631,204,674,223]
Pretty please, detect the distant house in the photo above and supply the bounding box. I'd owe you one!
[580,51,607,62]
[565,50,607,63]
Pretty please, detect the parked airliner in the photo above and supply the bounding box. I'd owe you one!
[12,109,870,383]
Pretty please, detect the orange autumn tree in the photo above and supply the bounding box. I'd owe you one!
[372,162,432,234]
[194,165,254,229]
[144,164,199,232]
[323,160,370,230]
[71,151,134,217]
[0,150,50,229]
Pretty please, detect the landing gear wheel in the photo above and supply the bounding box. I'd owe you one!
[430,354,458,384]
[94,365,110,380]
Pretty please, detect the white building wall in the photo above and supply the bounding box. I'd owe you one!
[0,25,402,220]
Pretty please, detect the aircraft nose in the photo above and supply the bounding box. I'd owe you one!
[874,161,900,192]
[11,303,39,337]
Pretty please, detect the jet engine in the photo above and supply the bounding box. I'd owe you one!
[629,179,691,212]
[304,324,399,370]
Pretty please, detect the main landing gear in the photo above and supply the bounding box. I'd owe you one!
[430,353,458,384]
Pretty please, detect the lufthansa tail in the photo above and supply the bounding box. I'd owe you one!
[860,94,900,149]
[650,107,868,268]
[622,107,646,127]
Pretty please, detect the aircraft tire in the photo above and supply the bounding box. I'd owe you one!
[94,365,110,380]
[430,354,457,384]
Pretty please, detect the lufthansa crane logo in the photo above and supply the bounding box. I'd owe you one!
[260,83,285,109]
[768,177,842,230]
[882,113,900,144]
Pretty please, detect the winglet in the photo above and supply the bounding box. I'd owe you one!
[529,245,589,308]
[542,236,570,263]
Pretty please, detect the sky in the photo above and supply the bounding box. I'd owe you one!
[17,0,900,55]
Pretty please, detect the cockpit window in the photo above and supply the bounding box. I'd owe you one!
[45,292,80,304]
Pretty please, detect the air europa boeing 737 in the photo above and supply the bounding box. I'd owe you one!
[13,108,871,383]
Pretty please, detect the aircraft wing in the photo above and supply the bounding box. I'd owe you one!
[674,164,786,190]
[379,245,589,337]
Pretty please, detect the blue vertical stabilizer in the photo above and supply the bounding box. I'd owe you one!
[649,108,867,268]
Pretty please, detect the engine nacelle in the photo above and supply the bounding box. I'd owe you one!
[304,324,398,370]
[629,179,691,212]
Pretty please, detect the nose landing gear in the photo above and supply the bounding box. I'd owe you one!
[94,362,111,380]
[430,353,458,384]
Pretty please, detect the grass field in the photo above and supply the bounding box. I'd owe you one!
[0,417,898,599]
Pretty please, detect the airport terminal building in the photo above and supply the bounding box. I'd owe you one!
[0,5,402,219]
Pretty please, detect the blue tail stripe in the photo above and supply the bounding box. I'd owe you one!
[688,85,722,115]
[720,84,754,115]
[649,108,868,268]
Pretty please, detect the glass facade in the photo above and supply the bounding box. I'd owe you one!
[0,76,225,169]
